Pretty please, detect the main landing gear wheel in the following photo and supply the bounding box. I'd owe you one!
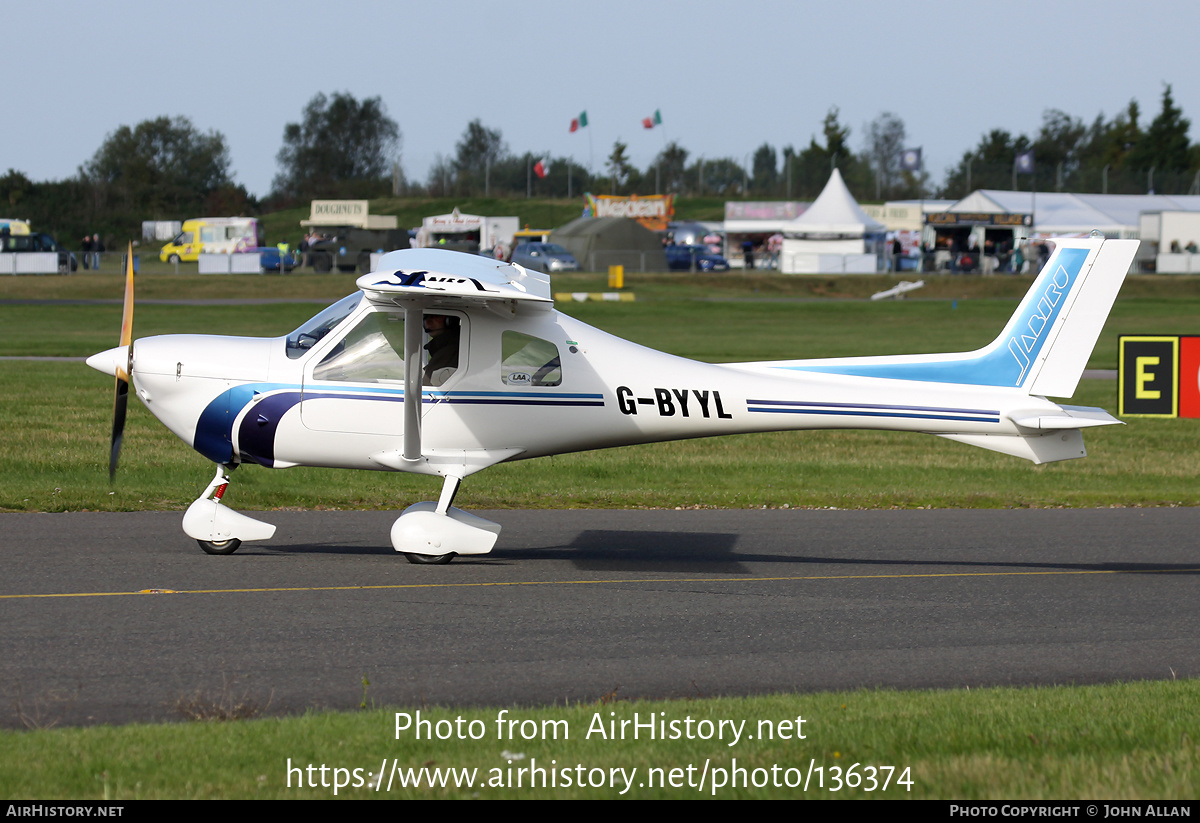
[404,552,456,565]
[390,481,501,563]
[198,538,242,555]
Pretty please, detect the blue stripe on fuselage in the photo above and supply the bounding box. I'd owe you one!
[192,383,604,465]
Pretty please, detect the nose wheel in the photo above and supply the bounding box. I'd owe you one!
[198,538,243,555]
[182,465,276,553]
[404,551,455,565]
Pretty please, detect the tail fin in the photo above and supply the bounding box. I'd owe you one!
[773,235,1138,398]
[1010,236,1136,397]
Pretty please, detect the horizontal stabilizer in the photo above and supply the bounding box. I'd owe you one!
[1011,405,1122,431]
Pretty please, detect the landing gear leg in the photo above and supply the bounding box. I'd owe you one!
[182,464,277,555]
[393,475,501,564]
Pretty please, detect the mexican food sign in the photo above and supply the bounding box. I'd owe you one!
[585,194,675,231]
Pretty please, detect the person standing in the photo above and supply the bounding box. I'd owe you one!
[91,234,104,270]
[1036,239,1049,273]
[81,235,92,270]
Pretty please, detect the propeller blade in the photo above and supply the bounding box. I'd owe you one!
[109,245,135,480]
[109,374,128,481]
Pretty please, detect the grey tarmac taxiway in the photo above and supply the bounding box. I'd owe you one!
[1,507,1197,727]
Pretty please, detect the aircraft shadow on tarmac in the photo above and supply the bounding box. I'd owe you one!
[247,530,1200,576]
[253,530,745,572]
[509,531,1200,576]
[242,542,394,556]
[525,530,744,573]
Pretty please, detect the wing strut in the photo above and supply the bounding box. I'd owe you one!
[403,304,423,462]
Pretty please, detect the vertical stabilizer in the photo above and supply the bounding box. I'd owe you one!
[1023,238,1137,397]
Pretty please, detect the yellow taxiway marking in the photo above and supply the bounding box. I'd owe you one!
[3,567,1196,600]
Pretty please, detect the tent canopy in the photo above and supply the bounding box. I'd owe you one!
[551,217,667,270]
[782,169,885,237]
[947,190,1200,237]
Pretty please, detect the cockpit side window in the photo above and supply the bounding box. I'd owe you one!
[311,311,405,383]
[501,331,561,386]
[287,292,363,359]
[422,313,461,387]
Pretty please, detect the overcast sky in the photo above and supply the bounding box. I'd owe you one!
[7,0,1200,198]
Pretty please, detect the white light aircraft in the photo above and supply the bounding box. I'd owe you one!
[88,236,1138,563]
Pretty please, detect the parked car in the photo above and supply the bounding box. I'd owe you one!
[511,242,579,273]
[664,244,729,272]
[259,247,298,273]
[0,232,78,272]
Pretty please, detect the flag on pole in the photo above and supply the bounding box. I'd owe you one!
[899,147,922,172]
[1014,150,1035,174]
[642,109,662,129]
[569,110,588,133]
[534,157,550,178]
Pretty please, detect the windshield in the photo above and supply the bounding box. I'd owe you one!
[286,292,363,359]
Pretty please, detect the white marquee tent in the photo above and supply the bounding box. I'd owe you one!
[780,169,886,273]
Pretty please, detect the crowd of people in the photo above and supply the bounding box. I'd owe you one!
[921,235,1053,275]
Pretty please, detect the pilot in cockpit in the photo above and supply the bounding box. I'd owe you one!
[422,314,460,386]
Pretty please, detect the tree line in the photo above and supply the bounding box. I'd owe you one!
[941,86,1197,198]
[3,86,1199,248]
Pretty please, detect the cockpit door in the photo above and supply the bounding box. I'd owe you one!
[300,308,467,436]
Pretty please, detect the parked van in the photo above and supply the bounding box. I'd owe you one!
[159,217,263,263]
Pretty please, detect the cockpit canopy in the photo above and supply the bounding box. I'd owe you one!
[286,292,363,359]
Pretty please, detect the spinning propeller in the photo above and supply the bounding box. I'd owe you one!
[108,244,135,480]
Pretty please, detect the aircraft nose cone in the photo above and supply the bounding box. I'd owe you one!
[86,345,129,378]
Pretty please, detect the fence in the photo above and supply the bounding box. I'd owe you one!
[1156,253,1200,274]
[197,253,265,274]
[0,252,61,274]
[780,253,879,274]
[0,251,283,275]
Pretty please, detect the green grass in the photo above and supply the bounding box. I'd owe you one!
[6,367,1198,513]
[3,682,1197,799]
[8,277,1200,364]
[3,284,1200,512]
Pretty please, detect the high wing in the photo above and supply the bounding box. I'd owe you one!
[356,248,553,312]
